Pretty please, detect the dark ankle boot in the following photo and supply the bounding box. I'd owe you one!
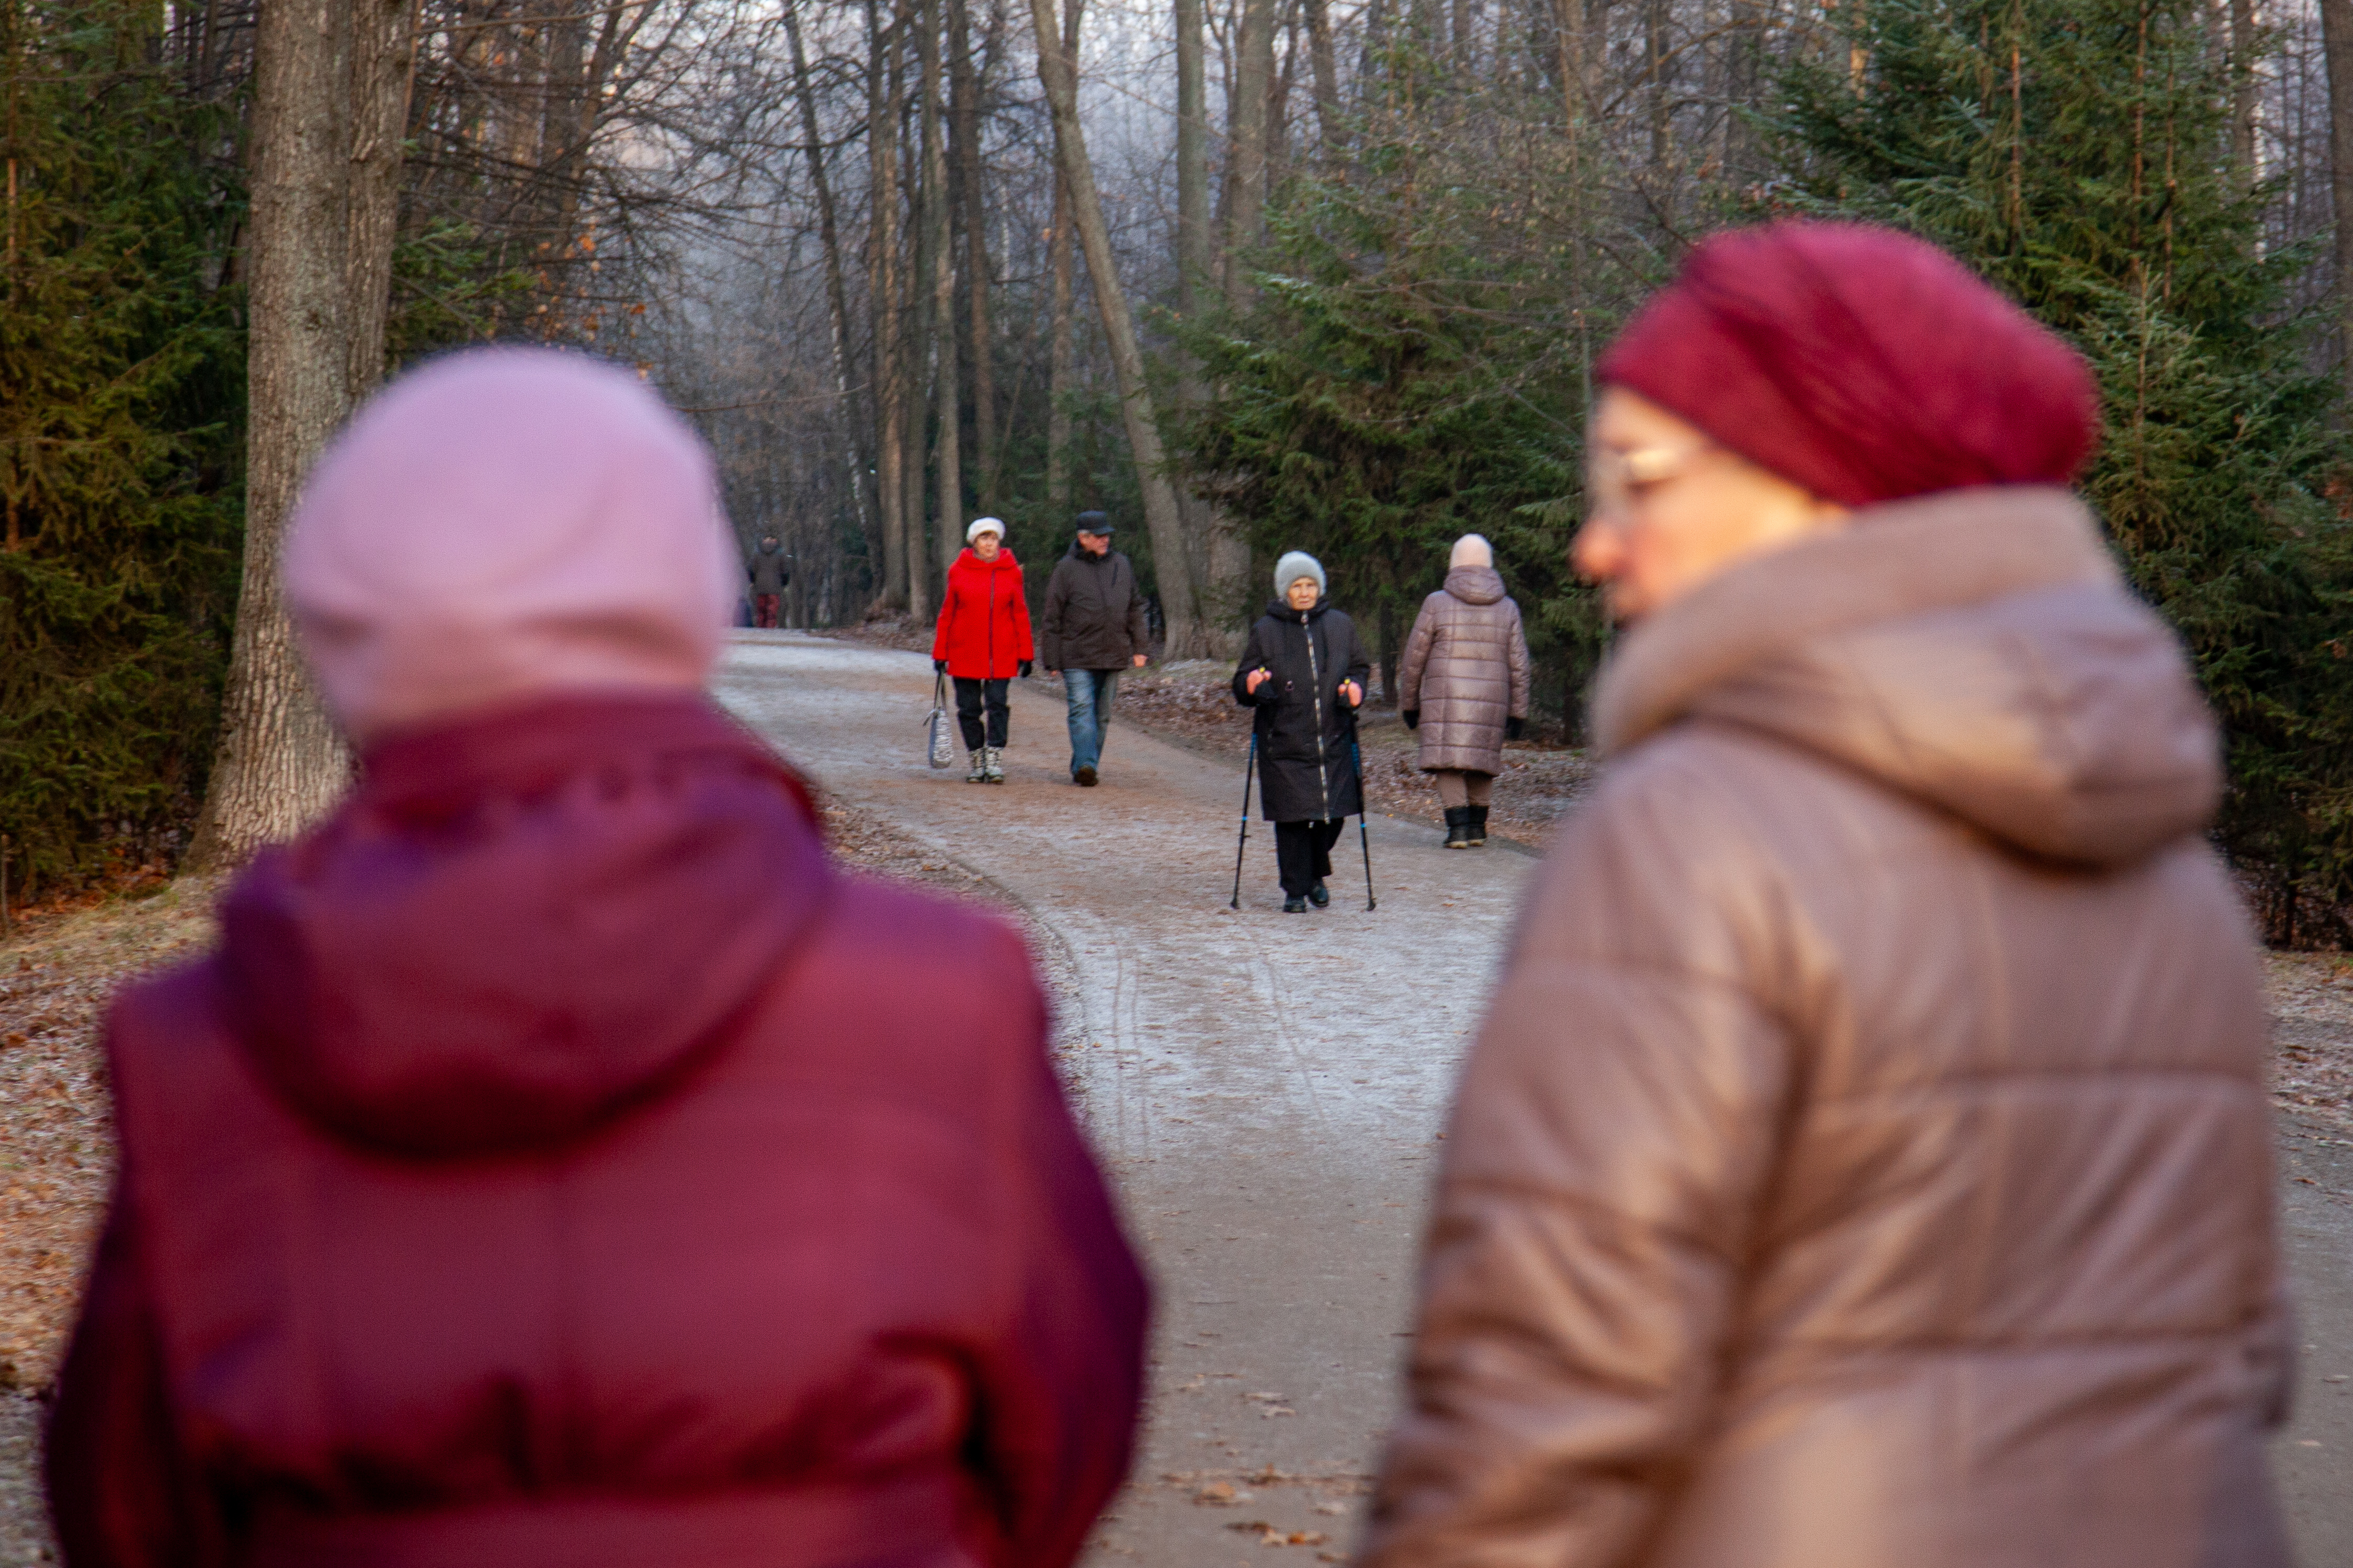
[1443,806,1473,848]
[1468,805,1489,845]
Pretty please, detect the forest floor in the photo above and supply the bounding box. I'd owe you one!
[1,633,2348,1564]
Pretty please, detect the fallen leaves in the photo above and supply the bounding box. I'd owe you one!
[1227,1522,1330,1548]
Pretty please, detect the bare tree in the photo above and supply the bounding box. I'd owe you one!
[190,0,418,871]
[2323,0,2353,391]
[1030,0,1202,653]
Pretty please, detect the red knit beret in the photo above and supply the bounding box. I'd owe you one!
[1596,222,2100,508]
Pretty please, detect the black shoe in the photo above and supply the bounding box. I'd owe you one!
[1282,895,1308,913]
[1074,765,1098,786]
[1443,806,1474,848]
[1307,882,1331,908]
[1468,805,1489,845]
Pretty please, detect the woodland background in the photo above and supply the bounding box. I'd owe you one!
[3,0,2351,940]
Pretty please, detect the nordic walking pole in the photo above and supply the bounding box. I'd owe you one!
[1230,730,1258,909]
[1350,720,1377,911]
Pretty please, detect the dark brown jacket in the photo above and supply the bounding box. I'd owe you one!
[1365,488,2291,1568]
[1396,566,1531,774]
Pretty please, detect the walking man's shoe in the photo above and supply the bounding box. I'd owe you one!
[1074,765,1098,787]
[1443,806,1474,848]
[965,749,987,784]
[1282,895,1308,913]
[984,747,1006,784]
[1308,882,1331,908]
[1468,804,1490,845]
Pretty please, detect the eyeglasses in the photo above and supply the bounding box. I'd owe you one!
[1585,440,1721,520]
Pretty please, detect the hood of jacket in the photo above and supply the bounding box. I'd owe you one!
[1064,542,1123,565]
[217,693,828,1158]
[1590,487,2221,867]
[1443,566,1506,606]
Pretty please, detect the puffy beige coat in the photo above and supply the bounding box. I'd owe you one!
[1397,567,1532,774]
[1365,488,2290,1568]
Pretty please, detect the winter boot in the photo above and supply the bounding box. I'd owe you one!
[984,746,1006,784]
[966,749,988,784]
[1282,895,1309,913]
[1308,882,1331,908]
[1443,806,1474,848]
[1468,805,1490,846]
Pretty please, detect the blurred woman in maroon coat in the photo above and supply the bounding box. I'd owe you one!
[46,349,1148,1568]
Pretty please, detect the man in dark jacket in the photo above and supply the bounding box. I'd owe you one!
[1040,511,1149,786]
[747,534,789,627]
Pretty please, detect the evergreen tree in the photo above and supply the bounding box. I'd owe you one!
[1175,69,1624,718]
[1769,0,2353,941]
[0,2,245,896]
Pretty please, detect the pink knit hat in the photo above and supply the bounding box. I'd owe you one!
[286,349,737,744]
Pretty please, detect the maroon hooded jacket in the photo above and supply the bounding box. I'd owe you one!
[46,695,1147,1568]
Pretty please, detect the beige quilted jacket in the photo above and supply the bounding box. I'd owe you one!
[1363,487,2291,1568]
[1397,567,1532,774]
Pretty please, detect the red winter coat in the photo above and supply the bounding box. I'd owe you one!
[46,694,1147,1568]
[932,548,1035,679]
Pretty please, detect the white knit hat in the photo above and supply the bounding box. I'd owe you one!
[1274,550,1325,598]
[1450,533,1493,568]
[967,516,1006,543]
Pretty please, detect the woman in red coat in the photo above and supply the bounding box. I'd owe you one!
[44,351,1147,1568]
[931,517,1035,784]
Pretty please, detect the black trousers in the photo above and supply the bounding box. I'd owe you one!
[1274,818,1345,897]
[954,677,1009,750]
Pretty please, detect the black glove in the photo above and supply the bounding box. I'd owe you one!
[1402,709,1419,730]
[934,658,947,674]
[1019,660,1034,678]
[1506,716,1525,741]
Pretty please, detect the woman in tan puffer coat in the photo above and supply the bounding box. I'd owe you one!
[1364,223,2290,1568]
[1397,534,1531,849]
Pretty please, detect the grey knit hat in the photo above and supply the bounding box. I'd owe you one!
[1274,550,1326,599]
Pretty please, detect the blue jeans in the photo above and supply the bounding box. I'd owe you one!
[1063,668,1121,775]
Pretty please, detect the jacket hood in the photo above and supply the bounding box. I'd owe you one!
[1591,487,2221,866]
[1263,597,1332,623]
[1443,566,1506,605]
[954,546,1020,574]
[218,694,829,1158]
[1065,542,1122,562]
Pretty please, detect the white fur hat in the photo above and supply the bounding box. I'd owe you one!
[967,516,1006,543]
[1274,550,1325,598]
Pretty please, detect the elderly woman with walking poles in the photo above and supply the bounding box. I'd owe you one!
[1397,533,1531,849]
[1363,221,2293,1568]
[1233,551,1371,913]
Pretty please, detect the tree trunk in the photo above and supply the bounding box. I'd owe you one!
[1177,0,1212,308]
[868,0,910,613]
[950,0,999,514]
[1043,0,1085,516]
[1303,0,1339,147]
[192,0,414,869]
[2322,0,2353,396]
[1044,165,1076,514]
[345,0,416,397]
[920,0,964,578]
[1030,0,1201,654]
[1222,0,1276,306]
[2229,0,2257,187]
[785,0,878,563]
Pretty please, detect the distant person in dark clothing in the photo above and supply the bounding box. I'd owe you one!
[1233,551,1370,912]
[747,533,789,627]
[45,349,1149,1568]
[1040,511,1149,786]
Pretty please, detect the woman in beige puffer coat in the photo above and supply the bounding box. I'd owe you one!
[1397,534,1531,849]
[1364,222,2290,1568]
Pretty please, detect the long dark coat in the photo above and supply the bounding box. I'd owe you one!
[1232,598,1372,822]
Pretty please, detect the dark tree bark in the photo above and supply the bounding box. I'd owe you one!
[2322,0,2353,395]
[1043,0,1084,516]
[949,0,1000,513]
[868,0,912,613]
[920,0,964,578]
